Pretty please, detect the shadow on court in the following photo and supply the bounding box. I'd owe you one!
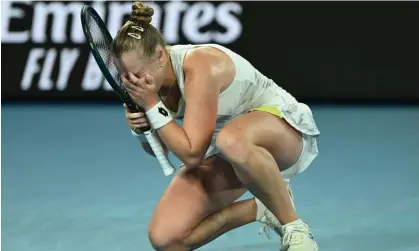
[2,103,419,251]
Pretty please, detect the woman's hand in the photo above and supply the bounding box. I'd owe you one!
[121,73,160,110]
[123,103,150,130]
[124,103,168,156]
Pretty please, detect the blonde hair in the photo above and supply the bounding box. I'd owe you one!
[112,2,166,58]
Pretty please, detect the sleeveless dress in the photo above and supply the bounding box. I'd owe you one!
[168,44,320,178]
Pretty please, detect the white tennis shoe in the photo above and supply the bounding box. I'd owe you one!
[280,219,319,251]
[255,183,319,251]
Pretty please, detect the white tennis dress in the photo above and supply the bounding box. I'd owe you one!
[168,44,320,179]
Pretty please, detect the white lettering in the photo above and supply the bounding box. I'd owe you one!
[21,48,45,90]
[183,3,215,43]
[163,1,189,44]
[57,49,80,90]
[107,2,132,37]
[4,1,243,44]
[1,1,31,43]
[215,3,243,44]
[38,49,57,91]
[32,2,84,43]
[82,54,105,91]
[8,1,244,93]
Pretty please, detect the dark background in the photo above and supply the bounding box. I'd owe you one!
[2,1,419,103]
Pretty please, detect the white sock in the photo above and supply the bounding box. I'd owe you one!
[255,197,266,220]
[284,218,304,227]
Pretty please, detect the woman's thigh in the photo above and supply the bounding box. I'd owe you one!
[217,110,304,171]
[149,155,246,241]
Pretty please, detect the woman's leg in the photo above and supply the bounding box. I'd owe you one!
[148,156,255,251]
[215,111,318,250]
[148,111,317,251]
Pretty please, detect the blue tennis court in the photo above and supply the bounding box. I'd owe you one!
[2,104,419,251]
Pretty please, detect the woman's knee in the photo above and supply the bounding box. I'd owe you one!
[148,222,190,250]
[216,127,252,165]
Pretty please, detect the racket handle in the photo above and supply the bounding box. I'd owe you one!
[126,103,152,132]
[144,130,175,176]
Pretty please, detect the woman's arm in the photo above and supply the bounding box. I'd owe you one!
[156,48,235,167]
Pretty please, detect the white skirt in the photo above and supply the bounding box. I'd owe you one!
[181,102,321,179]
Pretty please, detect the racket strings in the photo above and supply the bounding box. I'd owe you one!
[87,14,123,88]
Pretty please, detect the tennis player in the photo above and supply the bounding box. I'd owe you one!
[115,2,320,251]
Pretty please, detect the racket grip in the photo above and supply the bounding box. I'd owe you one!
[126,103,152,132]
[144,130,175,176]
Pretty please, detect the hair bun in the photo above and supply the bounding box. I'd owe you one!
[131,2,154,25]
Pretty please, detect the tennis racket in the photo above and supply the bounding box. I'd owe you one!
[80,5,175,176]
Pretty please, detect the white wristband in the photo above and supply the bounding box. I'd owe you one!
[146,101,173,130]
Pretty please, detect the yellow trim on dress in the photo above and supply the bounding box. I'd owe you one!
[250,105,282,118]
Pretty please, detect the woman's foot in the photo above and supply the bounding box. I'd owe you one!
[280,219,319,251]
